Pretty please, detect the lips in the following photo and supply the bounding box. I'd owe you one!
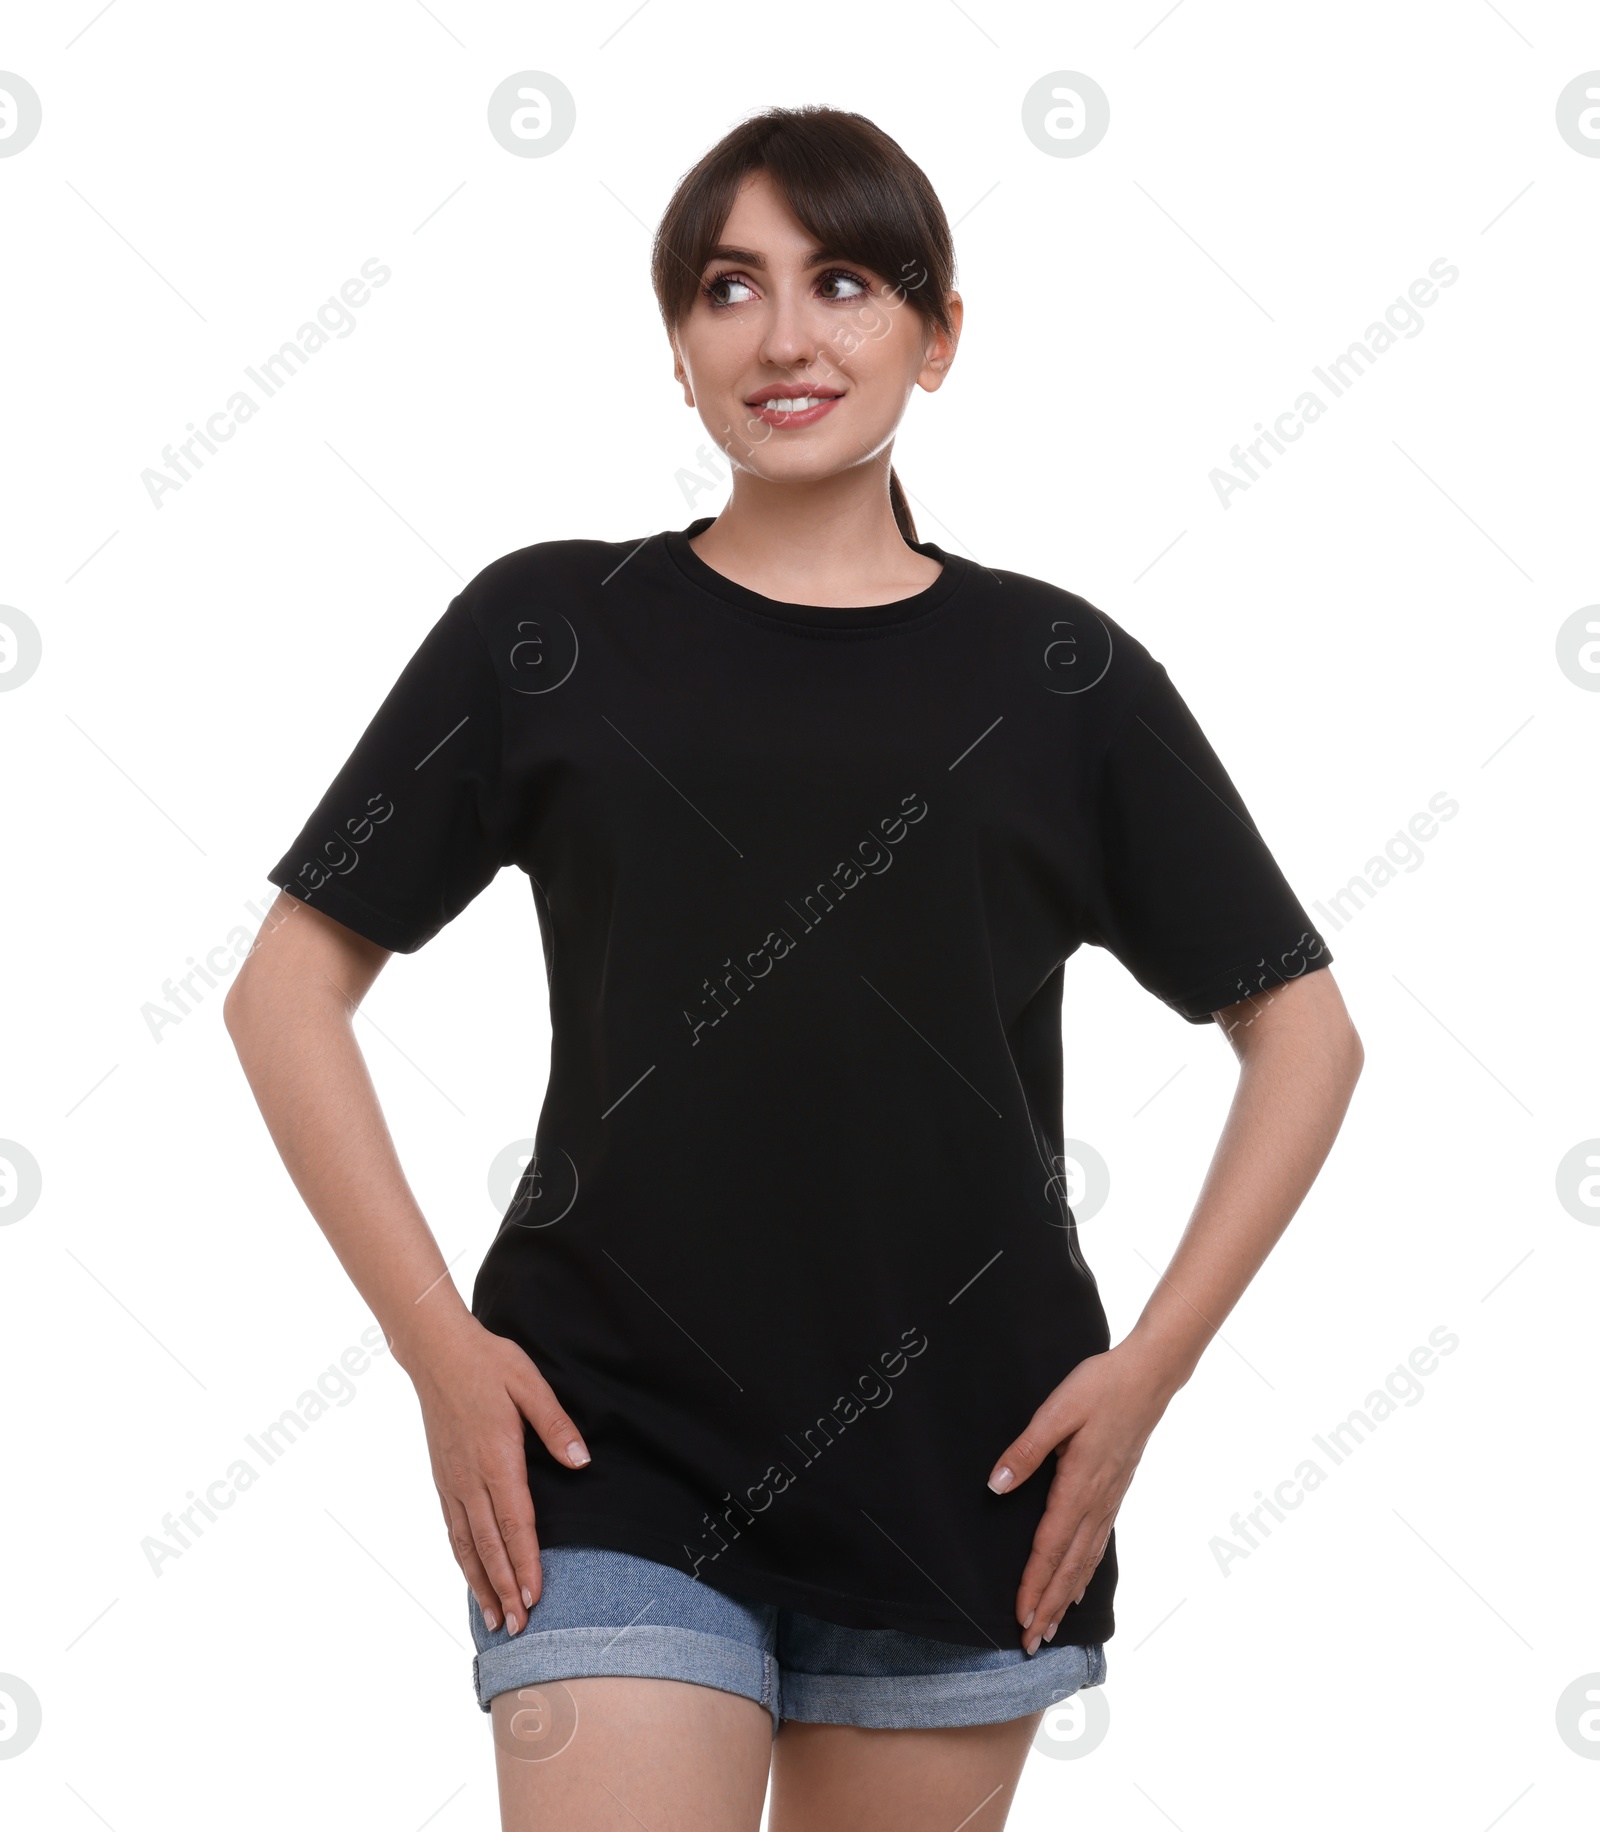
[744,384,845,406]
[742,384,846,429]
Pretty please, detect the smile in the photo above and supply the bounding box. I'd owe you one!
[744,393,844,429]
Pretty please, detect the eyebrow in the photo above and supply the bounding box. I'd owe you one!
[702,244,858,272]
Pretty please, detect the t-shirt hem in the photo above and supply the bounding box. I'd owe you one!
[530,1511,1115,1650]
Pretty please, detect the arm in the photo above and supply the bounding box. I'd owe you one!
[985,964,1364,1651]
[222,892,589,1635]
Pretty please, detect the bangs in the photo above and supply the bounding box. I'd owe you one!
[651,107,953,334]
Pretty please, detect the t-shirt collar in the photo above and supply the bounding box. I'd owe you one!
[660,515,970,635]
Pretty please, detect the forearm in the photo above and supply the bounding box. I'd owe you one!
[1117,981,1363,1400]
[224,973,475,1374]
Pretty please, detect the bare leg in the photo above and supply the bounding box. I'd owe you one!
[768,1709,1046,1832]
[486,1674,773,1832]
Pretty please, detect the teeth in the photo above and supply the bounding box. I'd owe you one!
[761,396,831,412]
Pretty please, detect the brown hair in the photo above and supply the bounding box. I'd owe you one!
[651,105,955,546]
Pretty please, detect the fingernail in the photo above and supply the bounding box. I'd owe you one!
[987,1465,1014,1493]
[522,1586,533,1609]
[1025,1633,1041,1655]
[567,1441,590,1466]
[1044,1619,1059,1642]
[484,1606,498,1629]
[506,1609,520,1635]
[1023,1608,1035,1629]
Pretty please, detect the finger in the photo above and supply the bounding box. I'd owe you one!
[444,1490,499,1626]
[513,1365,591,1473]
[986,1401,1072,1495]
[1027,1512,1112,1650]
[1012,1501,1089,1641]
[483,1448,544,1619]
[1009,1453,1087,1625]
[443,1488,501,1628]
[462,1481,528,1634]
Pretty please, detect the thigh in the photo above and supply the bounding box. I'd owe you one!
[768,1709,1044,1832]
[488,1674,772,1832]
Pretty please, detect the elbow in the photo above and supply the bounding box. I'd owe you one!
[221,978,249,1046]
[1306,963,1363,1087]
[1337,1014,1365,1089]
[222,955,266,1042]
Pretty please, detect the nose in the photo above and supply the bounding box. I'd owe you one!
[757,276,825,376]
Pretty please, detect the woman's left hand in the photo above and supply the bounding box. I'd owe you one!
[985,1336,1179,1652]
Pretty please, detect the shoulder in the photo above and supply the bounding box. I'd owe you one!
[453,534,642,622]
[442,535,645,687]
[971,557,1164,722]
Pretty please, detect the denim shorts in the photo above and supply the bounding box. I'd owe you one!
[468,1543,1107,1736]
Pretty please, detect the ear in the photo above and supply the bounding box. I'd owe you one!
[915,292,962,395]
[670,333,694,406]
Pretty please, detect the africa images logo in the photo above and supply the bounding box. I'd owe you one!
[681,792,929,1046]
[681,1325,930,1578]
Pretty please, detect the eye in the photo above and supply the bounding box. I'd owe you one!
[818,268,871,302]
[698,266,874,310]
[701,270,757,309]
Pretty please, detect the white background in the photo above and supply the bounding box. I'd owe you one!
[3,2,1597,1827]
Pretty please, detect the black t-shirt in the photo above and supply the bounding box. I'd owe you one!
[265,516,1331,1650]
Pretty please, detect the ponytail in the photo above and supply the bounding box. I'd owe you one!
[888,466,918,545]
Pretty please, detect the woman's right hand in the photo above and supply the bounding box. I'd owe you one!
[400,1309,591,1634]
[222,903,592,1634]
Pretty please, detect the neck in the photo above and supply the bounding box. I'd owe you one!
[688,470,940,609]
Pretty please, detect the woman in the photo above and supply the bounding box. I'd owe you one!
[226,105,1362,1831]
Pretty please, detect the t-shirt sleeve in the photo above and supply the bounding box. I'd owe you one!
[264,594,519,954]
[1080,660,1332,1023]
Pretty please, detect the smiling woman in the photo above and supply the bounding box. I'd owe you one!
[649,108,961,603]
[230,101,1362,1832]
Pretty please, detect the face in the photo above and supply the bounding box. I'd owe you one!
[671,168,960,488]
